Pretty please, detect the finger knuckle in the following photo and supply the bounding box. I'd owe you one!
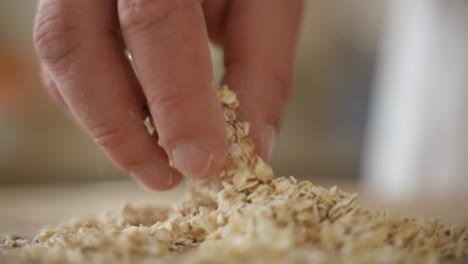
[118,0,184,34]
[146,87,192,115]
[90,124,128,152]
[33,0,82,73]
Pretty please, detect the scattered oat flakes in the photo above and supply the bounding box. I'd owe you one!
[1,84,467,264]
[143,116,155,136]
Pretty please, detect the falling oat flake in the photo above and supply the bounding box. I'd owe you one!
[1,85,467,264]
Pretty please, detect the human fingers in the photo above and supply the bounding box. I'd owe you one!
[34,0,182,190]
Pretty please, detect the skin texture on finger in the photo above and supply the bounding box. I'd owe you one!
[34,0,182,190]
[118,0,228,179]
[221,0,303,161]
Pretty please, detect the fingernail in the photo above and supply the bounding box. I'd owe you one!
[171,141,214,179]
[261,125,277,161]
[130,164,181,191]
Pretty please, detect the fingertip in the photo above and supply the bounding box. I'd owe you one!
[170,139,228,179]
[130,164,183,191]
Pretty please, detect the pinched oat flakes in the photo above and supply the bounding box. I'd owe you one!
[1,85,467,264]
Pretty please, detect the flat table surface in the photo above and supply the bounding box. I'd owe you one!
[0,180,184,235]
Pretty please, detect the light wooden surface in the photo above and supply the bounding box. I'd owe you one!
[0,179,466,236]
[0,180,184,235]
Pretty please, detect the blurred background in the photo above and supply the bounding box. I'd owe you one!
[1,1,467,233]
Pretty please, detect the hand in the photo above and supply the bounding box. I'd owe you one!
[34,0,303,190]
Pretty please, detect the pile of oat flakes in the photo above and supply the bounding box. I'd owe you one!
[1,85,467,264]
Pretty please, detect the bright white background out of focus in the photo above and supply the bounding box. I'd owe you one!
[0,0,467,203]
